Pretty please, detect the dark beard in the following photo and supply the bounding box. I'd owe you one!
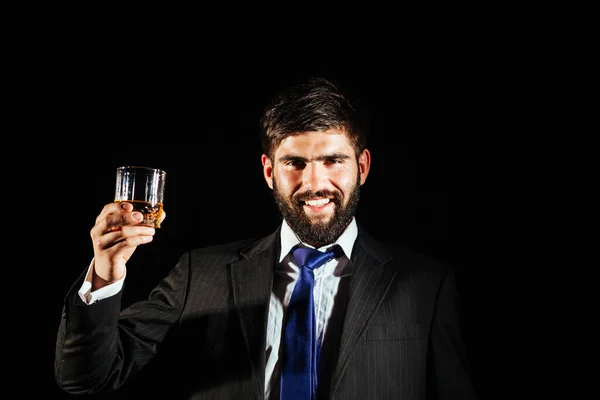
[272,174,361,248]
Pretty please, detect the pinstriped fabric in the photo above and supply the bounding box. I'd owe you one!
[331,260,430,400]
[231,245,276,397]
[57,236,276,399]
[187,251,232,311]
[328,234,476,400]
[56,228,476,399]
[333,247,394,372]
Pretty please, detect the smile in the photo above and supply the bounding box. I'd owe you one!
[304,198,331,207]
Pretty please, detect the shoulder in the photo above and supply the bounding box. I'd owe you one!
[383,241,448,274]
[356,225,450,277]
[186,237,262,262]
[183,228,280,265]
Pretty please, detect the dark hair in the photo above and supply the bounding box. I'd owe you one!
[259,77,368,159]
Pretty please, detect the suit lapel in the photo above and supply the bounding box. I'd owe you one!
[229,233,279,399]
[227,225,397,397]
[331,231,396,389]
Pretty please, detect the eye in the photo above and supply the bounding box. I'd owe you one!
[285,160,305,168]
[325,157,344,165]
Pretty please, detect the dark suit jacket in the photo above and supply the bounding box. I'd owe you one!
[55,224,477,399]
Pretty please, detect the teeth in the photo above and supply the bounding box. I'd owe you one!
[305,199,330,207]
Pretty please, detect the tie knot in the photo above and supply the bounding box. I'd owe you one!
[292,245,341,271]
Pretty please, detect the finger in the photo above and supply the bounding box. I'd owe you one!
[101,201,133,215]
[94,202,143,235]
[106,212,144,233]
[94,225,156,251]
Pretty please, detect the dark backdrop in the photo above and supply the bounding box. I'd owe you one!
[25,3,595,399]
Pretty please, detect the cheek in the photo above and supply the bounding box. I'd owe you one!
[331,168,358,187]
[274,170,300,191]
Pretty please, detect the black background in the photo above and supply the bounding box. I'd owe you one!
[20,3,595,399]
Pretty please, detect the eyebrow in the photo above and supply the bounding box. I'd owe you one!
[278,152,352,163]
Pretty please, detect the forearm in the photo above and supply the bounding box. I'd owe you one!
[55,258,189,395]
[55,288,125,395]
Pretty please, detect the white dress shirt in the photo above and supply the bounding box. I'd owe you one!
[265,218,355,400]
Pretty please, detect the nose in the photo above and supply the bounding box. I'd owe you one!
[301,162,328,191]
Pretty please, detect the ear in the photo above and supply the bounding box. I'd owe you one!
[358,149,371,185]
[261,154,274,189]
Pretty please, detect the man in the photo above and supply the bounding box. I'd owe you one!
[55,77,477,399]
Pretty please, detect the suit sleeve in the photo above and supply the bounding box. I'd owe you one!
[429,267,478,400]
[54,252,190,395]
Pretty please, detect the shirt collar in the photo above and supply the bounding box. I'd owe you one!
[279,217,357,262]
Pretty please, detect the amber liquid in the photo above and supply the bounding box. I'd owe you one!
[116,200,164,228]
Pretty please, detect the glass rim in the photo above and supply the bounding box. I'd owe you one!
[117,166,167,175]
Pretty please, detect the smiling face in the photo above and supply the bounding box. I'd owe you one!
[262,129,371,247]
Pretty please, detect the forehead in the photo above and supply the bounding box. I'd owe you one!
[275,129,353,157]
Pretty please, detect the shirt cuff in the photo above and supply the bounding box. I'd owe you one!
[78,258,126,304]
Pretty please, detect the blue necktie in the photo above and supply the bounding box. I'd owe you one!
[280,245,340,400]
